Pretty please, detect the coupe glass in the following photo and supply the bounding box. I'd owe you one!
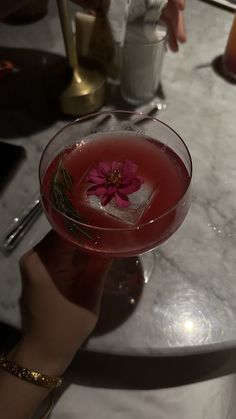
[39,111,192,300]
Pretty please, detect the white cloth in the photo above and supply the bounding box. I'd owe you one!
[106,0,167,46]
[107,0,146,46]
[106,0,131,45]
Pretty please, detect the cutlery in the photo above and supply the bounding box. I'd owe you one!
[0,196,42,252]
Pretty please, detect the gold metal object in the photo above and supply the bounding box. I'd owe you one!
[56,0,106,116]
[0,353,63,389]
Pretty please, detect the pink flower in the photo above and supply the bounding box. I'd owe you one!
[86,160,144,208]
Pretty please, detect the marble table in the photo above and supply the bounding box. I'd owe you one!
[1,1,236,418]
[1,0,236,357]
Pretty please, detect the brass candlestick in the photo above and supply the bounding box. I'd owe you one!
[56,0,106,116]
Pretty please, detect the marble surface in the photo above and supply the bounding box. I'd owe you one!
[1,0,236,359]
[44,374,236,419]
[1,2,236,419]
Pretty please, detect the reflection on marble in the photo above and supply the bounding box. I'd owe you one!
[156,284,234,347]
[1,0,236,358]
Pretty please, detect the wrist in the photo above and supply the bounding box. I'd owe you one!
[8,337,73,376]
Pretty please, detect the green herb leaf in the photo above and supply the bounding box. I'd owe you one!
[51,159,93,241]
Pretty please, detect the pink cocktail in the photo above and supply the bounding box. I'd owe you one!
[40,111,192,275]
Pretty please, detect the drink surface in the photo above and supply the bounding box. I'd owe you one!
[42,132,191,256]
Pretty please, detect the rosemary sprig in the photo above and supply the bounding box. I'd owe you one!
[51,159,93,240]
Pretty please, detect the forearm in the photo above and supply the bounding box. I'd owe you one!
[0,368,50,419]
[0,340,70,419]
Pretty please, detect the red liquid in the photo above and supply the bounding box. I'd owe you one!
[42,133,191,257]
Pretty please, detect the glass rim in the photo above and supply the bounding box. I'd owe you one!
[124,32,168,46]
[123,20,168,47]
[39,110,193,233]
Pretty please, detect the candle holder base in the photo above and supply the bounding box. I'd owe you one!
[212,55,236,85]
[44,58,106,116]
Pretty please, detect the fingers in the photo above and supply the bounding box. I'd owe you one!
[176,9,187,43]
[164,3,186,42]
[163,18,179,52]
[163,1,187,52]
[20,229,112,313]
[19,248,34,268]
[20,229,77,273]
[72,255,112,312]
[35,229,77,255]
[35,229,80,282]
[173,0,186,11]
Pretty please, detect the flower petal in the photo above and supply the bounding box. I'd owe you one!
[115,191,130,208]
[87,184,99,195]
[86,167,100,178]
[86,160,143,208]
[119,178,142,194]
[94,186,108,196]
[106,185,117,194]
[123,160,138,178]
[87,184,108,196]
[137,176,144,184]
[97,161,110,176]
[111,161,122,171]
[87,174,106,184]
[101,192,114,206]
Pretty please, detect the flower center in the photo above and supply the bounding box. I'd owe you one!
[106,169,122,186]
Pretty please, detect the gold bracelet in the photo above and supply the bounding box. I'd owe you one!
[0,353,63,389]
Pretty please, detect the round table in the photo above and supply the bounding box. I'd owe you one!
[0,0,236,357]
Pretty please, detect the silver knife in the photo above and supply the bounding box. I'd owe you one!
[0,196,42,252]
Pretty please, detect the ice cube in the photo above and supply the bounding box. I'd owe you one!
[86,182,158,226]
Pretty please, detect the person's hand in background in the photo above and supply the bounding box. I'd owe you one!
[162,0,186,52]
[71,0,187,52]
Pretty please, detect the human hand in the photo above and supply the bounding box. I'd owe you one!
[16,230,111,375]
[162,0,187,52]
